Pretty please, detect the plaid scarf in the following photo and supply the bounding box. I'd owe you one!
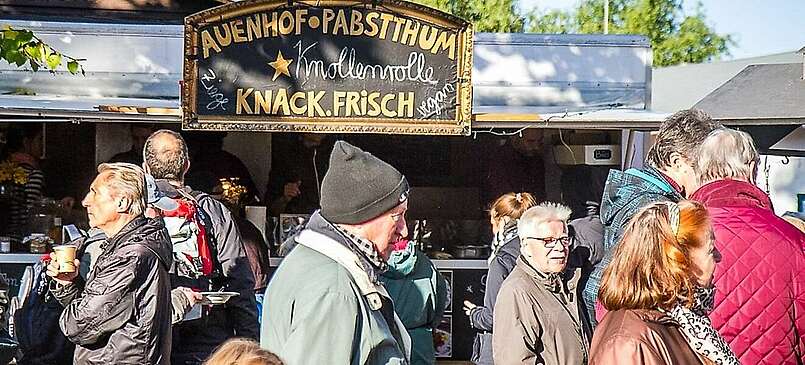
[334,224,388,273]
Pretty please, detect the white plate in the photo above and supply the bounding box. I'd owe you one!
[199,291,239,305]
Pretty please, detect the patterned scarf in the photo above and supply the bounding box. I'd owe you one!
[666,287,739,365]
[489,223,518,263]
[334,224,388,273]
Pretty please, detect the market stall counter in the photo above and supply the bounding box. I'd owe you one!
[0,254,42,297]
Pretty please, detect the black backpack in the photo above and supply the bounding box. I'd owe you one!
[13,260,74,365]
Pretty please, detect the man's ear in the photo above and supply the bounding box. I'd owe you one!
[749,160,758,184]
[183,160,190,176]
[116,196,132,213]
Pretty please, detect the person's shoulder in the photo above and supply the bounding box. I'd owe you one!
[271,245,358,295]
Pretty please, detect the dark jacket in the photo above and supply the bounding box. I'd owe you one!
[468,234,520,365]
[590,309,708,365]
[492,258,591,365]
[53,217,173,365]
[583,167,682,324]
[381,244,447,365]
[692,179,805,364]
[170,187,259,365]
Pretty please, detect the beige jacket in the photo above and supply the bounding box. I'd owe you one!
[492,257,591,364]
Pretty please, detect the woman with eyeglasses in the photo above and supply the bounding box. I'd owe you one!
[492,202,592,365]
[590,200,738,365]
[463,192,536,365]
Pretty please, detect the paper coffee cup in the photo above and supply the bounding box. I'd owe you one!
[53,245,77,273]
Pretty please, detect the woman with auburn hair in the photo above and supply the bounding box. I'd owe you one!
[203,338,283,365]
[463,192,537,365]
[589,200,738,365]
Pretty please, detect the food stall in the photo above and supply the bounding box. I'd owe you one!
[0,0,662,361]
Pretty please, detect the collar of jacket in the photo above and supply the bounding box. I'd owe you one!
[633,309,680,327]
[516,256,572,294]
[302,211,382,283]
[296,228,387,310]
[99,216,172,269]
[690,179,774,211]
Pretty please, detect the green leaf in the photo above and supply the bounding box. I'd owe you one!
[46,52,61,69]
[15,30,33,44]
[67,60,79,74]
[30,62,39,72]
[24,44,40,60]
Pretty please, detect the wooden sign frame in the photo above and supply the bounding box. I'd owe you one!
[183,0,473,135]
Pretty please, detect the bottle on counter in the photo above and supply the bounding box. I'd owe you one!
[28,233,50,254]
[49,217,63,245]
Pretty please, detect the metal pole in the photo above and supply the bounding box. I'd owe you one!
[603,0,609,34]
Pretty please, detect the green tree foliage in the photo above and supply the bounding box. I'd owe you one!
[0,25,85,74]
[413,0,525,32]
[526,0,733,66]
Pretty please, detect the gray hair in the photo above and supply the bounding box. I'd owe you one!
[97,162,146,216]
[697,128,759,185]
[143,129,189,181]
[646,109,722,170]
[517,202,572,239]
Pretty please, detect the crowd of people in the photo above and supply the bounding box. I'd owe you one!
[1,108,802,365]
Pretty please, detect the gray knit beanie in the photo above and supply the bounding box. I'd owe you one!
[320,140,409,224]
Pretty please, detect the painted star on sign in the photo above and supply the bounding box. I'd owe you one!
[267,51,293,82]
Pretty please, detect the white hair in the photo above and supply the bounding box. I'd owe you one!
[697,128,759,185]
[517,202,572,239]
[97,162,146,216]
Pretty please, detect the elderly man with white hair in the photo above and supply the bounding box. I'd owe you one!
[47,163,174,365]
[492,202,591,365]
[690,128,805,365]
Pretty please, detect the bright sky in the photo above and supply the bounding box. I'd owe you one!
[519,0,805,60]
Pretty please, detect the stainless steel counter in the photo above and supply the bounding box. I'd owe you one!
[0,253,43,264]
[268,257,488,270]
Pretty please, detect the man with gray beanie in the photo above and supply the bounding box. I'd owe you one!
[261,140,412,365]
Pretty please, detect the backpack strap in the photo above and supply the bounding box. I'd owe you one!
[184,190,225,281]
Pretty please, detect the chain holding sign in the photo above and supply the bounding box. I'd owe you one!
[183,0,473,135]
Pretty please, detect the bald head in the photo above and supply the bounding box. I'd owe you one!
[143,129,189,183]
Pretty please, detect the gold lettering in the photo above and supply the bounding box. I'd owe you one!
[236,88,254,114]
[345,91,361,116]
[360,90,368,115]
[391,17,404,42]
[213,23,233,47]
[261,12,278,37]
[322,9,336,35]
[400,19,420,46]
[290,91,306,115]
[333,91,346,116]
[333,10,349,36]
[279,11,294,35]
[254,89,272,114]
[231,19,247,43]
[417,25,438,51]
[431,31,456,60]
[364,12,380,37]
[378,13,394,40]
[367,92,381,116]
[272,89,290,115]
[201,29,221,59]
[381,94,396,117]
[307,91,326,117]
[295,9,308,35]
[350,10,364,36]
[398,92,414,118]
[246,15,262,41]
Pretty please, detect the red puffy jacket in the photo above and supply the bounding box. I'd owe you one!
[692,179,805,365]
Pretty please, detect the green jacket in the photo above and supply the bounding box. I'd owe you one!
[381,244,447,365]
[261,214,410,365]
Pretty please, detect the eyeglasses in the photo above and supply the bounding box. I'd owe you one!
[523,236,571,250]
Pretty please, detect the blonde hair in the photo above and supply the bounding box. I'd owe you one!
[97,162,146,216]
[599,200,711,311]
[203,338,283,365]
[697,128,759,185]
[517,202,572,239]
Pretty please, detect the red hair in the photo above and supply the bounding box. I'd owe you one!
[599,200,711,311]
